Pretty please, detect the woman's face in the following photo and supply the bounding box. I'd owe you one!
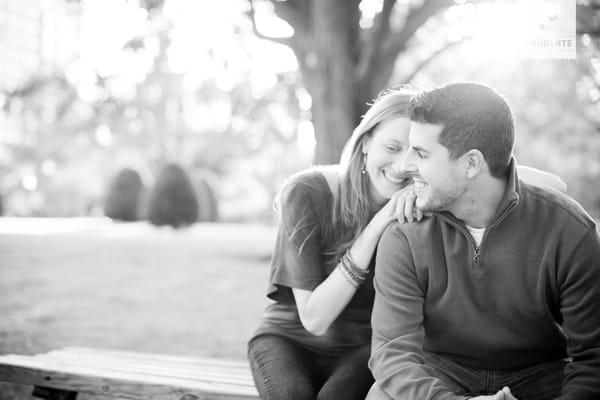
[362,117,412,204]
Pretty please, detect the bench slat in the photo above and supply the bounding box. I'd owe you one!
[0,354,255,386]
[0,349,259,400]
[55,348,251,369]
[40,349,252,374]
[23,355,254,385]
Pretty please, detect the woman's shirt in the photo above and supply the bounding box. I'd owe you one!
[251,170,375,356]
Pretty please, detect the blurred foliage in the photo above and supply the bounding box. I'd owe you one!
[147,163,198,228]
[104,168,145,221]
[0,1,309,221]
[1,0,599,220]
[192,169,219,222]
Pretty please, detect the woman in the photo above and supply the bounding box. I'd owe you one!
[247,87,565,400]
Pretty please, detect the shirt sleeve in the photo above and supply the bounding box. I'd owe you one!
[269,178,327,291]
[558,226,600,400]
[368,223,468,400]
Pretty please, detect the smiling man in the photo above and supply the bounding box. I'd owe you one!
[367,83,600,400]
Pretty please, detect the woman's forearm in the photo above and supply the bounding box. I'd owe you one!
[293,225,381,335]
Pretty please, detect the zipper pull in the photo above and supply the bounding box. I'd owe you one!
[473,247,481,269]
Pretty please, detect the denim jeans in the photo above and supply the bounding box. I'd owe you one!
[247,334,374,400]
[424,351,566,400]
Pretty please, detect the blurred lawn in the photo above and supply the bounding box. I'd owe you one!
[0,218,275,399]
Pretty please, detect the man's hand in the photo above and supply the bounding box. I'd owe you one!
[469,386,518,400]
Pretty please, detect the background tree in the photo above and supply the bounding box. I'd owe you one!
[104,168,145,221]
[147,163,198,228]
[248,0,600,164]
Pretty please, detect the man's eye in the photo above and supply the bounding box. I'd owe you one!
[386,145,402,152]
[417,152,426,159]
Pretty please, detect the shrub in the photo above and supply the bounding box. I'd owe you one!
[104,168,144,221]
[147,163,198,228]
[193,170,219,222]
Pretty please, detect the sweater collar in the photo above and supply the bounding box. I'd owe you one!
[437,157,520,227]
[497,157,520,213]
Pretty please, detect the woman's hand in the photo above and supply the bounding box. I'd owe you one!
[364,185,421,240]
[383,184,430,225]
[392,185,423,224]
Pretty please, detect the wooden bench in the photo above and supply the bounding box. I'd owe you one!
[0,347,258,400]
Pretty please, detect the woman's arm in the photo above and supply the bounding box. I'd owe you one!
[292,224,380,335]
[518,165,567,193]
[293,183,413,336]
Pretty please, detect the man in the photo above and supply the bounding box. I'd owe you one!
[367,83,600,400]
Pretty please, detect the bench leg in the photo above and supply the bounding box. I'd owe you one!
[32,386,78,400]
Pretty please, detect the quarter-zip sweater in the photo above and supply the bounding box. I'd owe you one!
[369,161,600,400]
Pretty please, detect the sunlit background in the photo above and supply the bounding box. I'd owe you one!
[1,1,600,398]
[1,0,598,223]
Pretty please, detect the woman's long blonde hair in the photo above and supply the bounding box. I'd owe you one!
[333,87,415,255]
[273,86,416,263]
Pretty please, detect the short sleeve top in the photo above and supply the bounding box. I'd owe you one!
[250,170,375,356]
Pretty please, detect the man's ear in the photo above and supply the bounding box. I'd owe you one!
[465,150,484,179]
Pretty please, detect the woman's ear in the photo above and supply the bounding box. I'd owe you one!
[361,138,370,155]
[465,150,484,179]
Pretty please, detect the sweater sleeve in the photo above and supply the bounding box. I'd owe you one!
[558,226,600,400]
[368,223,468,400]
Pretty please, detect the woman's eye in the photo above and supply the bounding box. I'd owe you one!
[386,145,402,152]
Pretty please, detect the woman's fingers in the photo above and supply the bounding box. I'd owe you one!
[403,190,416,223]
[414,205,423,221]
[393,195,406,223]
[390,187,416,224]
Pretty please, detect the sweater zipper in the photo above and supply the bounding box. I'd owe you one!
[439,198,518,270]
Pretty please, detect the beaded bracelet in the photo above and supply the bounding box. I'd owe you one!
[337,250,369,288]
[339,257,363,285]
[343,251,369,280]
[338,262,360,288]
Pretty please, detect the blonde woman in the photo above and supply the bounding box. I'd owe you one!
[247,87,565,400]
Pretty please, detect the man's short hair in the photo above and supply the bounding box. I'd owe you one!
[408,82,514,178]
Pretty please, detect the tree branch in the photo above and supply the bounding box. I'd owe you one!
[383,0,456,58]
[577,4,600,36]
[400,36,472,83]
[246,0,294,47]
[356,0,396,81]
[270,0,310,31]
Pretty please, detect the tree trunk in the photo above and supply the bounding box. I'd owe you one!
[266,0,460,165]
[301,0,361,165]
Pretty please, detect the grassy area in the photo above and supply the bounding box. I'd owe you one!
[0,218,275,399]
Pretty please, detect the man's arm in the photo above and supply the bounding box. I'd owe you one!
[368,224,468,400]
[558,226,600,400]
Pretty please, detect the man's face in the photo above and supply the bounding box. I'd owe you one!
[403,122,468,213]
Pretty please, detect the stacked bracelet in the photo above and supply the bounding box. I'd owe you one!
[337,251,369,288]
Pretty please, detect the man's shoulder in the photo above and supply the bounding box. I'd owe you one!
[520,181,596,231]
[382,217,439,244]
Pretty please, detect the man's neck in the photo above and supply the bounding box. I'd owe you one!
[448,176,508,229]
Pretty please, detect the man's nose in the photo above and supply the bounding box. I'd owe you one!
[399,149,417,174]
